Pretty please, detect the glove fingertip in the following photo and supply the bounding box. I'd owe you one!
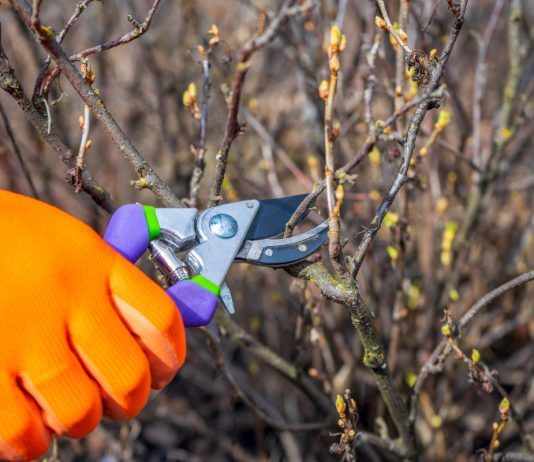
[0,381,51,461]
[109,257,186,387]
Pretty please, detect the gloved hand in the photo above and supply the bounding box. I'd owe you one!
[0,190,186,461]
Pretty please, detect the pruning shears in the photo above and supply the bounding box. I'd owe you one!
[104,195,328,327]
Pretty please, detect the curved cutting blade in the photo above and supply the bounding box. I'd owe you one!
[245,194,310,240]
[236,221,328,266]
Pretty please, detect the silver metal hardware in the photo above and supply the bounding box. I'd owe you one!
[186,200,260,286]
[209,214,238,238]
[149,239,190,284]
[149,196,328,319]
[219,283,235,315]
[155,208,197,251]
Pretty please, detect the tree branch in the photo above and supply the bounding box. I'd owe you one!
[10,0,184,208]
[351,0,468,277]
[409,270,534,429]
[0,32,113,211]
[208,0,314,206]
[0,97,39,198]
[200,327,327,432]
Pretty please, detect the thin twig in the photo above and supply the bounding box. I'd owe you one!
[243,108,313,190]
[283,183,322,238]
[472,0,506,166]
[39,0,162,96]
[11,0,183,208]
[323,24,347,277]
[352,1,468,277]
[33,0,95,99]
[482,363,534,452]
[376,0,413,55]
[0,29,113,211]
[214,310,336,419]
[73,0,161,60]
[73,102,90,192]
[200,327,327,432]
[189,51,211,207]
[363,36,381,138]
[455,0,524,253]
[0,98,39,198]
[394,0,409,127]
[31,0,42,28]
[382,86,445,129]
[409,270,534,428]
[208,0,314,206]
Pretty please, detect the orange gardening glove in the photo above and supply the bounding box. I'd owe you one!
[0,190,186,461]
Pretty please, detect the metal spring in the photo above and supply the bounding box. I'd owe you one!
[148,239,190,285]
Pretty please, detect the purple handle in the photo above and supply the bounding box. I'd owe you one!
[166,280,218,327]
[104,205,217,327]
[104,204,149,262]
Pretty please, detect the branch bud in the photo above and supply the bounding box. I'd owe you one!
[183,91,193,108]
[335,394,346,416]
[207,24,219,36]
[208,24,220,47]
[374,16,388,31]
[498,397,510,416]
[435,110,451,130]
[398,28,408,44]
[188,82,197,99]
[329,54,340,73]
[319,80,329,100]
[330,24,342,48]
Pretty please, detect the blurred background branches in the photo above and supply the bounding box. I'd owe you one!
[0,0,533,460]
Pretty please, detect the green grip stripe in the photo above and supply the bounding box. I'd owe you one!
[142,205,160,241]
[192,275,221,296]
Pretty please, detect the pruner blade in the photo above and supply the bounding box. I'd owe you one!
[219,283,235,315]
[235,221,328,266]
[246,194,312,240]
